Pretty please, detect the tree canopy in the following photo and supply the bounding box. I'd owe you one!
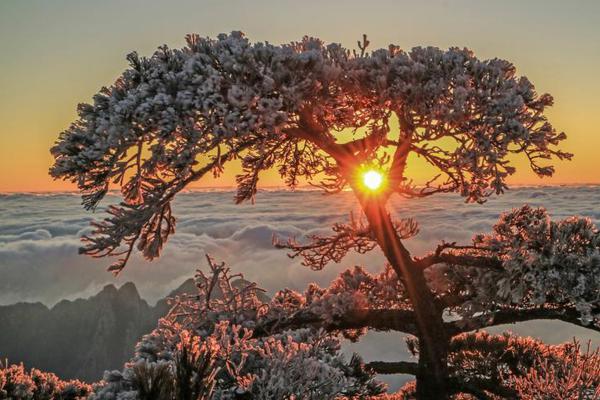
[50,31,570,273]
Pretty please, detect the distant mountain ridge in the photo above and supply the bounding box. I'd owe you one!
[0,279,197,382]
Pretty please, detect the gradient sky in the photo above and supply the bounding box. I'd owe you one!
[1,0,599,192]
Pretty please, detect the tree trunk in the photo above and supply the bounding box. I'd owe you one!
[360,198,450,399]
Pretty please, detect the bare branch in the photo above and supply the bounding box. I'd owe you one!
[365,361,418,375]
[274,214,418,270]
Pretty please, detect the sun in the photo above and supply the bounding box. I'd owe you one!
[362,170,383,191]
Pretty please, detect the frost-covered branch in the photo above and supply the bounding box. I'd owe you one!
[93,256,391,399]
[360,332,599,398]
[421,205,600,326]
[274,214,418,270]
[169,259,417,339]
[415,241,503,271]
[509,341,600,399]
[447,305,600,335]
[446,331,599,399]
[79,140,256,274]
[0,361,92,399]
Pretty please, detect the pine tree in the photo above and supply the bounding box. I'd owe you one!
[50,32,598,399]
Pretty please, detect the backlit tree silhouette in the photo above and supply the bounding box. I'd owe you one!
[50,32,598,399]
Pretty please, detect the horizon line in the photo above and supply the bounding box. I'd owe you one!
[2,182,600,195]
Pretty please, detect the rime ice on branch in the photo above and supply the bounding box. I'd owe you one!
[0,361,92,399]
[50,32,598,398]
[90,257,385,399]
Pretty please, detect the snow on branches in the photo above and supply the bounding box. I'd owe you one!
[89,256,386,399]
[50,31,570,273]
[509,340,600,400]
[168,255,414,338]
[421,205,600,329]
[0,361,92,399]
[470,205,600,323]
[377,332,600,399]
[87,253,599,399]
[448,331,600,399]
[270,203,599,331]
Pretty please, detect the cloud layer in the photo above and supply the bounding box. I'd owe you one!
[1,186,599,305]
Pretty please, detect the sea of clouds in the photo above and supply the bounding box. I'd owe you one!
[1,186,599,389]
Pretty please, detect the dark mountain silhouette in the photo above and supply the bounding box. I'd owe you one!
[0,279,197,382]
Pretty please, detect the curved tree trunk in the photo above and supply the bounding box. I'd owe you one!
[360,198,450,399]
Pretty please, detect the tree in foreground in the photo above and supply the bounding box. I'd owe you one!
[50,32,599,399]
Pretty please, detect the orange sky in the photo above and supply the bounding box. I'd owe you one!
[1,1,599,192]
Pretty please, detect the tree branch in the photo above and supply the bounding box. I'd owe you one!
[337,133,382,156]
[447,306,600,335]
[365,361,418,375]
[253,308,418,337]
[274,215,417,271]
[388,114,412,190]
[416,252,504,271]
[448,377,517,399]
[364,361,517,399]
[415,241,503,271]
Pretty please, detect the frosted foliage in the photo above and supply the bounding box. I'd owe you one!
[171,256,410,335]
[88,258,385,399]
[49,32,569,273]
[300,265,411,318]
[0,362,92,399]
[445,205,600,325]
[509,342,600,400]
[91,323,381,399]
[448,332,600,400]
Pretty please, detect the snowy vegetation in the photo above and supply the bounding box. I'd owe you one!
[0,361,92,399]
[48,32,598,398]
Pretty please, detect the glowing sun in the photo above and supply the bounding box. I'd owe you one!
[363,170,383,191]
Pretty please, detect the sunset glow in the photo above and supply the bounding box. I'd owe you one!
[1,1,600,192]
